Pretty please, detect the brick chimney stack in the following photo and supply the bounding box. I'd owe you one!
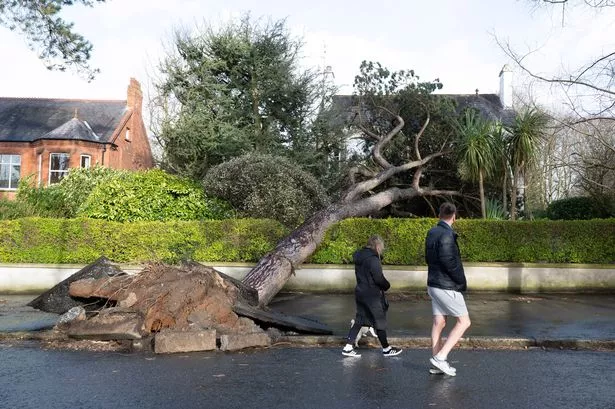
[499,65,513,109]
[127,77,143,112]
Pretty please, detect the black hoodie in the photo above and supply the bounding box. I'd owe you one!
[353,247,391,296]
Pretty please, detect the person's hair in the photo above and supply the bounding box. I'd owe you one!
[366,235,385,251]
[439,202,457,219]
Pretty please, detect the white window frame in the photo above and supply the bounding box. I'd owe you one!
[37,154,42,187]
[49,153,70,185]
[0,154,21,190]
[80,155,91,169]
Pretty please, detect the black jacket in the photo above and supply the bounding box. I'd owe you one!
[425,220,467,292]
[352,247,391,329]
[353,247,390,295]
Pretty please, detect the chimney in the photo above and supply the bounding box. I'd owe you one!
[499,64,513,109]
[126,77,143,112]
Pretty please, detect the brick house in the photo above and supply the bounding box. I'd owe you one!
[0,78,154,199]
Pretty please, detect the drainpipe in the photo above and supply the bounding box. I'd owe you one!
[101,144,107,166]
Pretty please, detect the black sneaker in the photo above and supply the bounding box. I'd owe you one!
[383,346,402,357]
[342,348,361,357]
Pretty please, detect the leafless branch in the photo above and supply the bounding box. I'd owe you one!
[497,38,615,97]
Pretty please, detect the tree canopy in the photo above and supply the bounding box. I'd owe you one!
[152,15,336,181]
[203,154,329,227]
[0,0,104,80]
[347,61,461,216]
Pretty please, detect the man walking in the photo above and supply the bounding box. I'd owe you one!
[425,202,471,376]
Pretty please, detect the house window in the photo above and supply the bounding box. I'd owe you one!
[49,153,70,184]
[80,155,91,168]
[0,154,21,190]
[125,129,131,141]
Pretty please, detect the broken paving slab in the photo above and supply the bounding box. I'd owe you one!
[67,309,145,340]
[154,329,217,354]
[219,333,271,351]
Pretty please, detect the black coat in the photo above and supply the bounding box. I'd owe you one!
[425,220,467,292]
[352,247,390,330]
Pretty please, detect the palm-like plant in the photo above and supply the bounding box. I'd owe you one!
[456,109,497,218]
[490,122,511,218]
[508,108,548,220]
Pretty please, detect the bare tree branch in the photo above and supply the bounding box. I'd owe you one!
[497,38,615,97]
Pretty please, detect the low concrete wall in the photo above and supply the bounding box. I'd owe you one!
[1,262,614,294]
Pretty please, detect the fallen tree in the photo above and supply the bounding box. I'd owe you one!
[242,63,460,305]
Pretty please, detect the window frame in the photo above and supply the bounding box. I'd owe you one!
[48,153,70,185]
[0,154,21,190]
[80,154,91,169]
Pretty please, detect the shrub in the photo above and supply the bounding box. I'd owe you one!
[485,198,506,220]
[15,177,67,218]
[0,217,613,265]
[203,154,329,226]
[78,169,234,222]
[0,217,286,264]
[311,218,615,265]
[546,196,607,220]
[57,166,121,217]
[0,198,36,220]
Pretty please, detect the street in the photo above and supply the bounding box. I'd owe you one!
[1,343,614,409]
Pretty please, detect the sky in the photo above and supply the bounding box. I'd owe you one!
[1,0,615,114]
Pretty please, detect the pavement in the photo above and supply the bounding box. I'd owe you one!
[1,292,615,349]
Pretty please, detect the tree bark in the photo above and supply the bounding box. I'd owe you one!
[479,168,486,218]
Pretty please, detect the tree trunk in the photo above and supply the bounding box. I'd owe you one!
[511,166,519,220]
[502,168,508,218]
[242,188,423,305]
[479,168,486,219]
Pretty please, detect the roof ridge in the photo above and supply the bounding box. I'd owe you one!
[0,97,126,103]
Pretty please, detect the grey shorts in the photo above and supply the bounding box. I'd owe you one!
[427,286,469,317]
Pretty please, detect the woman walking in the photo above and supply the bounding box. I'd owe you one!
[342,235,402,357]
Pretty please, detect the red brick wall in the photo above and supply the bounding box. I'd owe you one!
[107,78,154,170]
[0,78,154,200]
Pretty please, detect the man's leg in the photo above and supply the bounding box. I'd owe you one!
[431,314,446,356]
[434,314,471,360]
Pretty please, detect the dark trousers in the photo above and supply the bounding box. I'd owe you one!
[346,321,389,348]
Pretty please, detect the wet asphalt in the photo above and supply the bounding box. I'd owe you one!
[2,292,615,341]
[1,292,615,408]
[269,292,615,340]
[1,344,614,409]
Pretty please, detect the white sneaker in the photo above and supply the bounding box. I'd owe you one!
[429,366,457,374]
[429,357,456,376]
[342,348,361,357]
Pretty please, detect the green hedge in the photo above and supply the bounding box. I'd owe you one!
[311,218,615,265]
[0,217,614,264]
[0,218,286,264]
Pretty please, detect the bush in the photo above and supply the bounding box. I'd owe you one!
[0,198,37,220]
[203,154,329,226]
[0,217,613,265]
[58,166,121,217]
[546,196,608,220]
[78,169,234,222]
[15,178,67,218]
[0,218,286,264]
[311,218,615,265]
